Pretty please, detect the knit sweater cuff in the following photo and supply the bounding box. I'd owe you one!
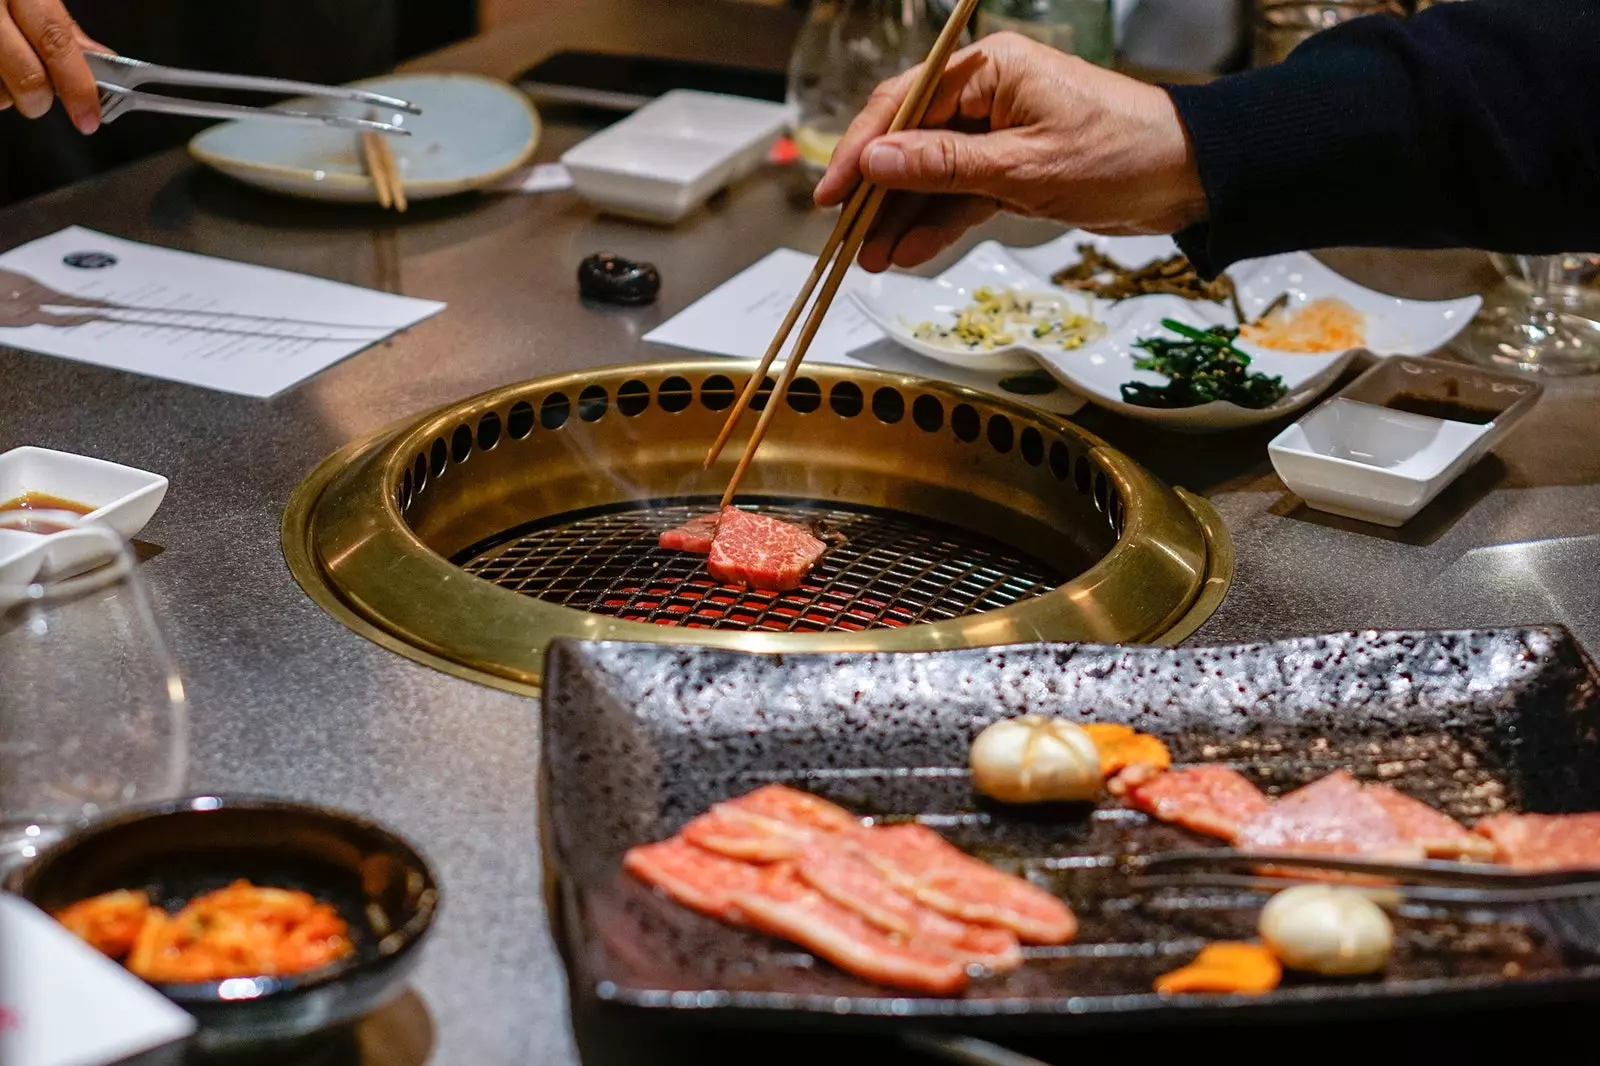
[1163,44,1403,277]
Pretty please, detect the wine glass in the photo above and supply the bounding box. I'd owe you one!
[0,512,189,874]
[1454,254,1600,376]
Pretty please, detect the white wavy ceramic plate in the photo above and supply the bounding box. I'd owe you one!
[852,232,1483,432]
[188,73,540,203]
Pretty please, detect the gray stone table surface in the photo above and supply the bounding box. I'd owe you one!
[3,3,1599,1063]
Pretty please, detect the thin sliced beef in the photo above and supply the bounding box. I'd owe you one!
[658,513,720,554]
[1364,783,1496,861]
[729,865,971,995]
[707,507,827,592]
[795,843,1023,971]
[852,824,1077,946]
[622,836,767,924]
[1125,765,1273,842]
[681,784,860,863]
[1234,771,1424,862]
[1474,812,1600,870]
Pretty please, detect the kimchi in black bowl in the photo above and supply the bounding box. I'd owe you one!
[7,796,440,1055]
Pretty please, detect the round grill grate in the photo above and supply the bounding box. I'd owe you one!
[454,501,1071,633]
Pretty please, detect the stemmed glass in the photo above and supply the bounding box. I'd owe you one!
[1454,254,1600,376]
[0,512,189,874]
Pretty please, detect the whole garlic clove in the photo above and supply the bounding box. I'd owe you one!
[1259,884,1394,976]
[969,716,1102,804]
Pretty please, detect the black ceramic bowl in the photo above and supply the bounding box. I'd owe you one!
[8,796,439,1056]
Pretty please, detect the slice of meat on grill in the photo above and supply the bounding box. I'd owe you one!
[1364,783,1497,861]
[706,507,828,592]
[658,513,721,554]
[853,823,1077,945]
[681,785,861,863]
[622,836,768,924]
[795,842,1023,972]
[1125,765,1273,841]
[1234,771,1425,862]
[729,864,972,995]
[1474,812,1600,870]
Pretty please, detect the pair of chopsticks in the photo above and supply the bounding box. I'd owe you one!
[704,0,982,507]
[362,130,408,212]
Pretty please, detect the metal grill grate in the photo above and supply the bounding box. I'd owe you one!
[454,501,1071,633]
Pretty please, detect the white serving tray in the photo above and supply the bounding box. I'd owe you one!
[852,232,1483,432]
[561,90,789,224]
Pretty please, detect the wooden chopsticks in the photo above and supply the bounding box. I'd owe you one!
[706,0,981,508]
[362,131,407,213]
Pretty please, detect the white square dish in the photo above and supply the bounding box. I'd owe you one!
[561,90,789,224]
[1267,357,1542,526]
[0,528,45,586]
[0,447,168,573]
[853,231,1483,432]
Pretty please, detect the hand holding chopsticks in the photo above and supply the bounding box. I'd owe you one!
[706,0,983,507]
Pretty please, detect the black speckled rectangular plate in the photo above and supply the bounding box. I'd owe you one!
[540,628,1600,1032]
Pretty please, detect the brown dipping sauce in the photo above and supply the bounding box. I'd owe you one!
[1383,393,1501,425]
[0,492,95,533]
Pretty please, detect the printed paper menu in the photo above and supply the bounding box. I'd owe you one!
[0,227,445,398]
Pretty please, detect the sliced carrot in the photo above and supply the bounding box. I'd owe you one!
[1082,723,1172,778]
[1154,942,1282,996]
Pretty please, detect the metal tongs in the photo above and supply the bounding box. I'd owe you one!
[1132,848,1600,904]
[87,52,420,134]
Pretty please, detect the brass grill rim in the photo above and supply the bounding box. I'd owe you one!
[282,360,1235,695]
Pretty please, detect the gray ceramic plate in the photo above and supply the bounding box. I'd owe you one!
[541,629,1600,1032]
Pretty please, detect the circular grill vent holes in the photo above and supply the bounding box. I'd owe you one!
[830,381,864,418]
[871,387,905,424]
[578,385,608,423]
[1093,470,1110,514]
[618,379,651,417]
[400,469,413,511]
[1110,492,1125,537]
[1049,441,1071,481]
[507,401,535,439]
[451,424,473,464]
[659,376,694,413]
[541,393,572,430]
[986,414,1014,454]
[749,375,777,412]
[787,377,822,414]
[412,453,428,496]
[700,375,735,412]
[912,394,943,433]
[1074,455,1093,496]
[477,411,502,451]
[1020,427,1044,466]
[951,403,980,442]
[430,438,448,479]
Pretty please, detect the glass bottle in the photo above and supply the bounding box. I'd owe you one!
[977,0,1114,66]
[788,0,940,174]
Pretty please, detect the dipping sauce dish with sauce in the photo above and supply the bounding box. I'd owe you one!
[1268,357,1542,527]
[0,447,168,575]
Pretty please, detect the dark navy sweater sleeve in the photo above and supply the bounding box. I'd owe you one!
[1165,0,1600,276]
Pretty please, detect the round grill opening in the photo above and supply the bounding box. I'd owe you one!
[285,361,1231,692]
[454,500,1073,634]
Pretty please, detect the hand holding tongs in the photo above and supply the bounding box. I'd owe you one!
[1132,848,1600,904]
[87,53,419,134]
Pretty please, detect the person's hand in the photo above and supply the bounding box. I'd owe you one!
[0,0,106,134]
[814,32,1207,272]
